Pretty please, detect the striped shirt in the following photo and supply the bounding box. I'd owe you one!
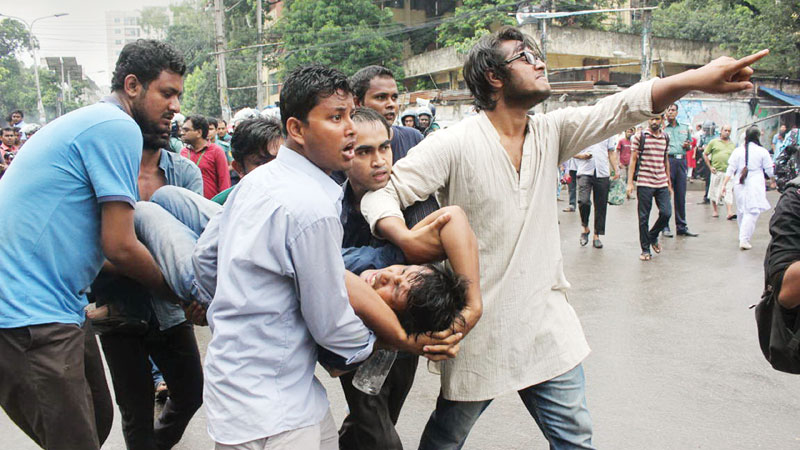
[631,130,669,188]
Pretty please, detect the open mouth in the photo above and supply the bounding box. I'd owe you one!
[372,169,388,181]
[384,112,396,122]
[342,141,355,160]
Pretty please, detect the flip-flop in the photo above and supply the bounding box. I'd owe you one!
[727,214,737,220]
[580,232,589,247]
[711,214,719,218]
[651,242,662,254]
[639,252,652,261]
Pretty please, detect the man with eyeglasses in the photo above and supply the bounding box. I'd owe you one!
[361,25,768,449]
[180,115,231,199]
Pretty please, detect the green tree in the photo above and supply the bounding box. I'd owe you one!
[436,0,517,51]
[647,0,800,77]
[274,0,405,78]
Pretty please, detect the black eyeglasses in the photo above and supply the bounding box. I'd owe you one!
[504,50,544,66]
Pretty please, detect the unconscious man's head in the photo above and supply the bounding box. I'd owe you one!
[230,116,284,176]
[359,264,467,334]
[347,107,393,196]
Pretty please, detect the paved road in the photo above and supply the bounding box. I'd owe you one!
[4,187,800,449]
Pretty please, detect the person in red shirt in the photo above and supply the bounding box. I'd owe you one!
[616,127,634,198]
[180,115,231,199]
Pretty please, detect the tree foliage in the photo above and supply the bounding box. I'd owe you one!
[628,0,800,77]
[274,0,405,78]
[0,19,81,122]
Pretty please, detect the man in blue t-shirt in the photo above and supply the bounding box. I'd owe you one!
[0,40,186,450]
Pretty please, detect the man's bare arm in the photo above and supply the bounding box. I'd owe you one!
[651,50,769,113]
[101,202,176,301]
[345,271,461,360]
[378,206,483,335]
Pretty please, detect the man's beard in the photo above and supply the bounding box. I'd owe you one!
[503,77,551,110]
[143,131,170,150]
[131,96,171,150]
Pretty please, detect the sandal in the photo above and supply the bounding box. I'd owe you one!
[651,242,662,254]
[155,382,169,403]
[639,252,652,261]
[580,232,589,247]
[727,214,737,220]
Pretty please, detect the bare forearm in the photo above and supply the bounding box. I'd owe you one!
[438,207,482,332]
[652,70,701,113]
[627,153,638,185]
[107,241,171,297]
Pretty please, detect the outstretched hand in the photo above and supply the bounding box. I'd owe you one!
[652,49,769,112]
[693,49,769,94]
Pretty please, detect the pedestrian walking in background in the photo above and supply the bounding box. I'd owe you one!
[722,126,776,250]
[574,136,618,248]
[703,124,736,219]
[563,157,578,212]
[627,115,672,261]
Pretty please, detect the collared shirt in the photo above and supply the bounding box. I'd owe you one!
[704,138,736,172]
[0,143,18,154]
[203,147,374,445]
[91,149,203,331]
[181,142,231,199]
[0,98,140,328]
[575,137,616,177]
[340,181,405,274]
[664,119,691,156]
[362,78,660,401]
[630,130,669,188]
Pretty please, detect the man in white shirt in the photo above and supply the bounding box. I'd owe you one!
[361,25,767,449]
[573,137,618,248]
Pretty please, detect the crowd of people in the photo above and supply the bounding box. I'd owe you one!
[0,26,777,450]
[560,103,794,258]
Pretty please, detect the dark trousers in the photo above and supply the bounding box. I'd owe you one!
[668,157,688,232]
[0,321,113,450]
[577,175,610,235]
[99,321,203,450]
[338,354,419,450]
[567,170,577,208]
[637,186,672,252]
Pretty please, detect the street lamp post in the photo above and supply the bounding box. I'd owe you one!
[0,12,69,124]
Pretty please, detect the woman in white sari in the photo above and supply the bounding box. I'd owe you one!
[722,126,776,250]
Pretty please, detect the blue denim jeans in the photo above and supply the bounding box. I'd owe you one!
[418,364,594,450]
[134,186,221,307]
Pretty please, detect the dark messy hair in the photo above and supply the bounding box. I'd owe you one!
[280,65,352,132]
[400,264,468,334]
[350,65,395,103]
[111,39,186,92]
[668,103,679,111]
[463,26,541,111]
[8,109,22,119]
[740,125,761,185]
[231,116,283,167]
[1,127,16,135]
[186,115,209,140]
[351,106,390,138]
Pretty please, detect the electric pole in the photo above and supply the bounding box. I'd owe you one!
[640,2,653,82]
[213,0,232,122]
[256,0,265,110]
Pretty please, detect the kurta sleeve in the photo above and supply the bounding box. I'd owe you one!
[361,131,456,234]
[551,78,661,163]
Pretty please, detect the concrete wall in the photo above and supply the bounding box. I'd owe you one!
[403,25,725,79]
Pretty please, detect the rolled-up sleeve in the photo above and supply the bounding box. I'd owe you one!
[290,217,375,365]
[362,132,454,235]
[553,78,661,163]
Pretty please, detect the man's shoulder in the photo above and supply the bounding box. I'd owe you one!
[244,161,340,224]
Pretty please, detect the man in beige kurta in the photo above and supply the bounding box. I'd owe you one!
[362,26,767,450]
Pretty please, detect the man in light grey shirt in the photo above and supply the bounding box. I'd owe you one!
[202,66,462,450]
